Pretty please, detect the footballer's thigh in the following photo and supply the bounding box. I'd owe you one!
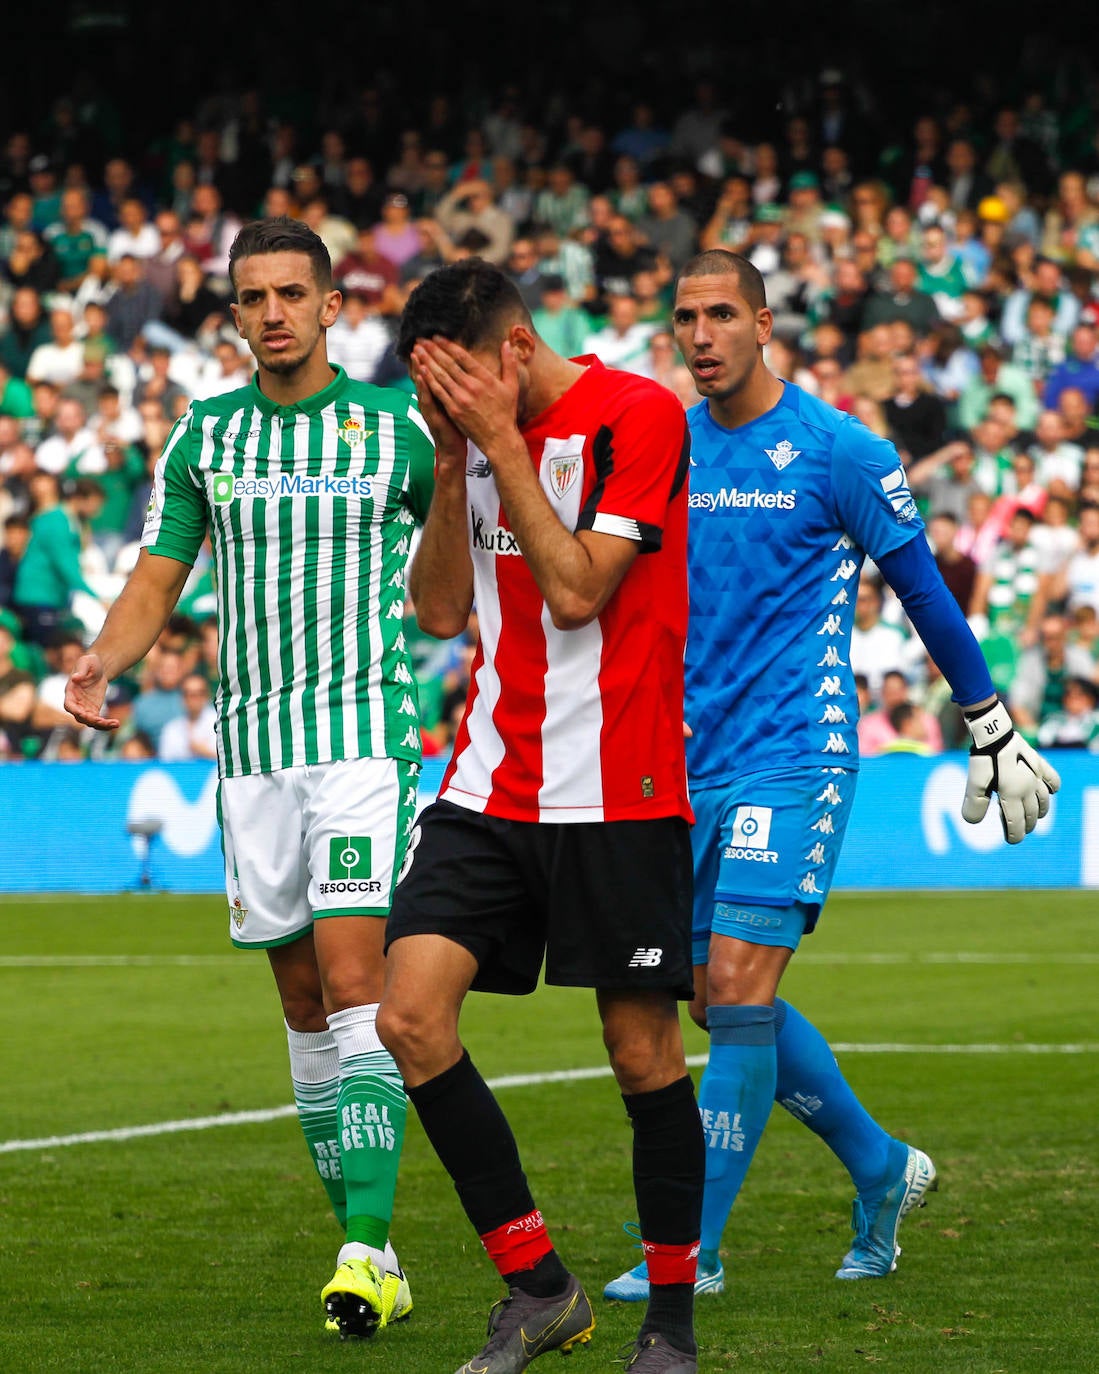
[691,765,858,1006]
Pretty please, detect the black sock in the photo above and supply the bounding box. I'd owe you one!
[406,1050,568,1296]
[623,1075,704,1355]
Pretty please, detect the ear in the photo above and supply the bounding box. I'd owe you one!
[229,302,245,340]
[756,306,775,346]
[321,289,342,329]
[507,323,536,363]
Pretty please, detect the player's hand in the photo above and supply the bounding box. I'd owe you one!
[410,336,520,458]
[961,698,1061,843]
[65,652,121,731]
[410,355,467,479]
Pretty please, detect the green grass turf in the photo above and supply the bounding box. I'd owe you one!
[0,892,1096,1372]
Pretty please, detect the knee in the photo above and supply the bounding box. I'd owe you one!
[687,993,708,1032]
[376,998,453,1079]
[604,1025,682,1097]
[281,988,328,1033]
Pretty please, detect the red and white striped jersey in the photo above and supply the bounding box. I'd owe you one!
[439,357,693,824]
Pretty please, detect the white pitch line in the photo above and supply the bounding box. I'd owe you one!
[2,952,1098,969]
[2,1045,1096,1156]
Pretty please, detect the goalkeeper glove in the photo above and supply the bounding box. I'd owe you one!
[961,698,1061,844]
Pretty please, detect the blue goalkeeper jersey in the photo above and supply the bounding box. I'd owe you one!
[685,381,923,785]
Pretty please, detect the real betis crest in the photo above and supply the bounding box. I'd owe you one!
[548,455,581,499]
[339,418,373,447]
[766,439,800,471]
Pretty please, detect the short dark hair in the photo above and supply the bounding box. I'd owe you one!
[396,259,532,362]
[675,249,767,311]
[228,216,332,295]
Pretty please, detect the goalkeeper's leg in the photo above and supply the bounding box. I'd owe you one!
[773,997,906,1194]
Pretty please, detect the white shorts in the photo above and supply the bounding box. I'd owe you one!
[219,757,421,949]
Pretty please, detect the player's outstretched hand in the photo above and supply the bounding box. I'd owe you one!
[65,652,121,731]
[961,698,1061,843]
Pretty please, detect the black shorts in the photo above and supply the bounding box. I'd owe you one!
[386,799,694,998]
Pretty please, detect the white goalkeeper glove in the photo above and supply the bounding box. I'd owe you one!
[961,698,1061,844]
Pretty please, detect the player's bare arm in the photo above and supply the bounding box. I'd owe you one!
[413,336,638,630]
[406,357,474,639]
[65,550,191,729]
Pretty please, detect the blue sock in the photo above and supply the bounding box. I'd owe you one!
[773,998,907,1194]
[697,1004,776,1263]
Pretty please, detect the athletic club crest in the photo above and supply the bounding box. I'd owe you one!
[548,454,581,499]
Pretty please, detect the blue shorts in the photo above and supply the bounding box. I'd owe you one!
[690,766,857,960]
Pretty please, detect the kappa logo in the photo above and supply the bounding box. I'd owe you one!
[766,438,800,471]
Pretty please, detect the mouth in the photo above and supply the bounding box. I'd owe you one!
[691,354,722,382]
[262,332,294,350]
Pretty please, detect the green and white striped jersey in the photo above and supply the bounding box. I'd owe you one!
[141,366,435,778]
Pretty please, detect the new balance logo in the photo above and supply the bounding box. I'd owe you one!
[628,948,663,968]
[466,454,493,478]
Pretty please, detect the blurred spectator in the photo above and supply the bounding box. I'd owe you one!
[143,207,188,299]
[861,252,941,335]
[11,473,104,644]
[131,345,190,419]
[193,338,252,401]
[326,290,395,384]
[943,137,995,212]
[592,213,664,306]
[532,162,591,238]
[1037,500,1099,618]
[0,609,36,755]
[0,514,30,608]
[883,352,948,461]
[106,197,160,263]
[1042,321,1099,410]
[0,285,52,379]
[581,292,656,373]
[532,221,595,308]
[434,178,514,265]
[984,106,1053,197]
[34,395,104,476]
[502,236,549,312]
[957,343,1041,431]
[25,299,84,387]
[370,192,423,270]
[970,506,1044,639]
[156,253,230,352]
[181,183,242,287]
[636,180,698,274]
[878,699,938,756]
[0,189,35,258]
[530,274,591,358]
[1029,493,1080,577]
[130,645,188,751]
[1036,675,1099,749]
[999,255,1080,346]
[333,226,401,316]
[157,670,217,761]
[645,329,699,407]
[850,575,909,698]
[1009,612,1096,736]
[105,255,164,352]
[927,509,979,614]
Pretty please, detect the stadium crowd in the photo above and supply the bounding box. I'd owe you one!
[4,62,1099,763]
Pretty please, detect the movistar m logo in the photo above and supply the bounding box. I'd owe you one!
[211,472,374,503]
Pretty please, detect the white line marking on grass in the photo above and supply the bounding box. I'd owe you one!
[3,953,1098,969]
[2,1045,1097,1155]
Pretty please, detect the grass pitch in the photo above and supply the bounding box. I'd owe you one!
[0,891,1096,1372]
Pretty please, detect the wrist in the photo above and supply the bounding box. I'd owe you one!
[964,697,1013,750]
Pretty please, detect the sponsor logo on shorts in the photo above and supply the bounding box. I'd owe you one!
[628,947,664,968]
[330,835,372,879]
[318,836,384,896]
[724,805,779,863]
[715,902,782,930]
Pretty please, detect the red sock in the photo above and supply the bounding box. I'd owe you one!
[479,1208,553,1278]
[644,1239,700,1286]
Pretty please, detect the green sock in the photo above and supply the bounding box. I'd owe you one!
[329,1007,407,1249]
[286,1023,347,1227]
